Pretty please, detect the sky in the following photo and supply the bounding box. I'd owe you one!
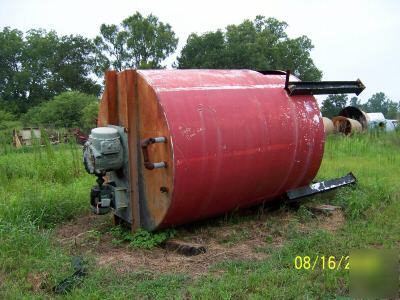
[0,0,399,103]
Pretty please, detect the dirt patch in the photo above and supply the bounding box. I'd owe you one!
[54,206,344,277]
[54,211,282,276]
[55,214,110,241]
[95,240,265,276]
[315,210,345,232]
[26,272,49,292]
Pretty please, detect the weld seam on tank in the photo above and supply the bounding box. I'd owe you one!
[273,92,300,195]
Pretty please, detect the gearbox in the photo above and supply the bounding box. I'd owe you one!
[83,126,130,215]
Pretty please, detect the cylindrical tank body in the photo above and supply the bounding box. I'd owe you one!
[384,120,396,132]
[332,116,362,135]
[322,117,335,135]
[98,69,325,230]
[366,112,393,131]
[339,106,369,130]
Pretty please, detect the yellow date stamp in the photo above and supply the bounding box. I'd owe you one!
[294,255,350,270]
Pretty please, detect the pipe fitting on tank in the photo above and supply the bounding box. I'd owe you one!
[141,136,168,170]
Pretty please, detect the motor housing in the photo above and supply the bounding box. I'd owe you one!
[83,127,123,175]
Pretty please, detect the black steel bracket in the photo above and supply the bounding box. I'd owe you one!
[284,70,365,96]
[285,172,357,202]
[256,70,287,76]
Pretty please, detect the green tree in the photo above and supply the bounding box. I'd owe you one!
[364,92,387,114]
[0,27,101,114]
[51,34,101,95]
[320,94,348,118]
[350,96,361,107]
[22,91,98,128]
[176,16,322,81]
[0,28,27,112]
[386,101,399,120]
[363,92,400,119]
[81,101,99,131]
[93,24,129,72]
[174,30,227,68]
[94,12,178,71]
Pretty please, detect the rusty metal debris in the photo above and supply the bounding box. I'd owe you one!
[161,240,207,256]
[12,128,41,147]
[339,106,369,130]
[12,127,88,148]
[325,106,398,135]
[332,116,362,135]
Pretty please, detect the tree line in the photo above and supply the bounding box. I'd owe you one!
[0,12,398,131]
[320,93,399,119]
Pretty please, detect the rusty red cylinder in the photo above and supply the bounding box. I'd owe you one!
[98,69,325,230]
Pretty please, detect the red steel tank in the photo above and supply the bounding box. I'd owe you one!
[85,69,363,231]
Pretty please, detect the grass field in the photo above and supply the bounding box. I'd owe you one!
[0,132,399,299]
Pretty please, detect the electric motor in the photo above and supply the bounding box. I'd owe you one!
[83,127,123,175]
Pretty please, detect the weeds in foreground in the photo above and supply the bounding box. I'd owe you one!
[110,226,176,249]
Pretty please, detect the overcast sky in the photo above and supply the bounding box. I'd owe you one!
[1,0,399,102]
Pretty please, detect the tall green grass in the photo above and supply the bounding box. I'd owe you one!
[0,141,91,227]
[318,132,400,219]
[0,131,399,298]
[0,140,92,296]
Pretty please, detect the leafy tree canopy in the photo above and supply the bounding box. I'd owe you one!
[320,94,348,119]
[0,27,101,115]
[363,92,399,119]
[349,96,361,108]
[176,16,322,81]
[94,12,178,71]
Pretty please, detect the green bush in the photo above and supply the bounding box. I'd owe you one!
[0,109,21,130]
[22,91,99,129]
[81,100,99,131]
